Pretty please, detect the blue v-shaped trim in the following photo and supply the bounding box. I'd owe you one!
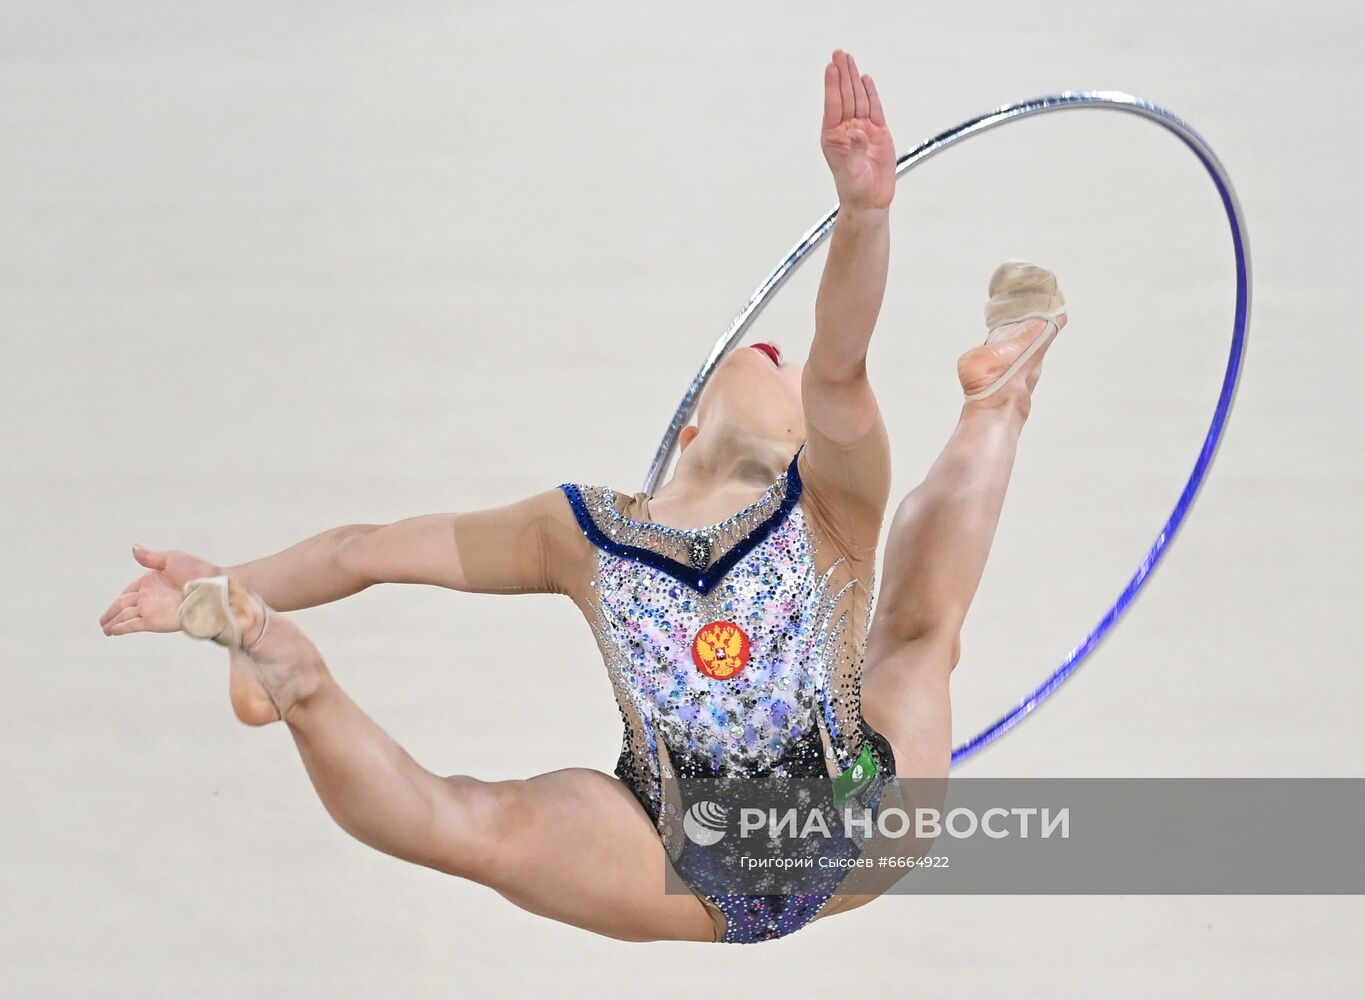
[557,444,805,595]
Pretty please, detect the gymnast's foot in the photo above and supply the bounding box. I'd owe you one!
[179,576,326,726]
[958,260,1068,412]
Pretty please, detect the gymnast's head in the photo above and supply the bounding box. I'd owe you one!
[677,341,804,465]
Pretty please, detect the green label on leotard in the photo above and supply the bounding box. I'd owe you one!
[832,743,878,809]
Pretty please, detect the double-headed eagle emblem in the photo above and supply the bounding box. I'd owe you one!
[690,620,751,679]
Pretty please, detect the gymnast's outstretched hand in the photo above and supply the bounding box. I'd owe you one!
[99,544,222,636]
[820,49,896,211]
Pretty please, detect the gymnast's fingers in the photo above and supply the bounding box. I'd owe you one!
[106,616,147,637]
[100,591,139,627]
[834,48,854,121]
[821,61,841,131]
[864,74,886,127]
[847,52,870,119]
[104,606,142,631]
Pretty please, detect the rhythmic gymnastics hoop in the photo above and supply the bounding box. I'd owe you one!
[641,91,1251,768]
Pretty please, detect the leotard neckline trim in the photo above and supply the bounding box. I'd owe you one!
[558,444,805,595]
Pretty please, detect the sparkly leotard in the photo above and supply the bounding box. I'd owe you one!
[557,443,895,943]
[445,415,895,943]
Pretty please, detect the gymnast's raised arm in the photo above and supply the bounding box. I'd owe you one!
[99,489,589,636]
[797,49,895,559]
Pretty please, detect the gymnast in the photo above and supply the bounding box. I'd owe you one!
[99,49,1068,944]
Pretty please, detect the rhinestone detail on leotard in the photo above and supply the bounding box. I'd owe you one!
[556,449,888,943]
[559,449,801,595]
[558,447,872,817]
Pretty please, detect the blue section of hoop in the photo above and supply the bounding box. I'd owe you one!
[950,119,1250,765]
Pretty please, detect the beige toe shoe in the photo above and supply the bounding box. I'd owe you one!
[965,260,1068,401]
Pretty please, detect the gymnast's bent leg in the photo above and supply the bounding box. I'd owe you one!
[188,577,718,943]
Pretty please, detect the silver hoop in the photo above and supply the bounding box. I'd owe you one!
[642,91,1251,767]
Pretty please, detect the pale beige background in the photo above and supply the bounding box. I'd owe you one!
[3,1,1361,997]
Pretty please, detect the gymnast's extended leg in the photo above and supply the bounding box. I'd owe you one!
[190,577,717,943]
[808,304,1069,919]
[861,307,1069,781]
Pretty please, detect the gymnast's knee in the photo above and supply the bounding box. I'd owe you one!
[421,775,530,882]
[869,621,962,675]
